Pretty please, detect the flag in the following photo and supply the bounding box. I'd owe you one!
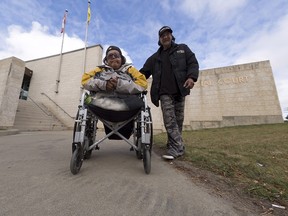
[61,10,68,33]
[87,1,91,24]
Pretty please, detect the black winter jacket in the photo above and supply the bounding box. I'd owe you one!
[140,42,199,107]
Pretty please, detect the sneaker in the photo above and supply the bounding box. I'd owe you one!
[162,153,174,160]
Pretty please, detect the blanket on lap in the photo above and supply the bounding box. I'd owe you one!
[89,92,144,111]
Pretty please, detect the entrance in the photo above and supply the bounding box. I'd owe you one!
[19,67,33,100]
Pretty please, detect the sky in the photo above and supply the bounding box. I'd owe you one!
[0,0,287,118]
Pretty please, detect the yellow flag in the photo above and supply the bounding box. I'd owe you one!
[87,4,91,23]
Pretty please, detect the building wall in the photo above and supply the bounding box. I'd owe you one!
[188,61,283,129]
[149,60,283,131]
[27,48,284,131]
[1,45,282,131]
[0,57,25,128]
[25,45,103,124]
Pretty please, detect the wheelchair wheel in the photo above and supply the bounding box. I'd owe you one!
[83,137,92,159]
[70,144,83,175]
[72,111,80,153]
[141,107,153,174]
[72,110,94,159]
[143,148,151,174]
[84,147,92,159]
[135,138,143,160]
[83,111,96,159]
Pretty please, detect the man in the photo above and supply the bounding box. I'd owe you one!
[140,26,199,160]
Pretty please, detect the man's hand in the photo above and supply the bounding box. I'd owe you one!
[183,78,195,89]
[106,77,118,91]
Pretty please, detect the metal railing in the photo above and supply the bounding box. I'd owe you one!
[41,92,73,119]
[27,94,51,116]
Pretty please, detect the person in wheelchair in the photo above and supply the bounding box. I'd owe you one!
[71,46,153,175]
[82,45,147,95]
[81,45,148,139]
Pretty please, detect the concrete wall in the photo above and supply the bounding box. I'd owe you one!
[1,45,283,131]
[188,61,283,129]
[139,61,283,132]
[25,45,103,123]
[0,57,25,129]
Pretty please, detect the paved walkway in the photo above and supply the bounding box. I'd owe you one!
[0,131,257,216]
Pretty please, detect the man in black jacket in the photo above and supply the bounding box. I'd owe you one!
[140,26,199,160]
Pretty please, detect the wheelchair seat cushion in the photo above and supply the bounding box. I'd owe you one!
[87,105,140,122]
[89,92,144,111]
[87,92,143,122]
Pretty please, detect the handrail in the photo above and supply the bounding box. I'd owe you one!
[27,94,51,116]
[41,92,73,119]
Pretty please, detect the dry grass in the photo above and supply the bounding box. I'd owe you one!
[153,123,288,205]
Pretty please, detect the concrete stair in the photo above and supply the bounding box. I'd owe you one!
[13,99,68,131]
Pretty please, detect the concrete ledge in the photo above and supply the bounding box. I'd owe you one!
[0,129,20,136]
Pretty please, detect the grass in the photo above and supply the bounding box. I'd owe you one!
[153,123,288,205]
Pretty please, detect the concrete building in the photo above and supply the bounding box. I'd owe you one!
[0,57,25,129]
[0,45,283,132]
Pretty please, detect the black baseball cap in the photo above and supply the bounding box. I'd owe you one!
[158,26,173,37]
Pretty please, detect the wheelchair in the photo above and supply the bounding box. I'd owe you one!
[70,90,153,175]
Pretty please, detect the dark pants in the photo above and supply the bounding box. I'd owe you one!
[160,95,185,155]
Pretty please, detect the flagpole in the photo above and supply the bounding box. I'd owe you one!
[56,9,68,94]
[82,1,91,74]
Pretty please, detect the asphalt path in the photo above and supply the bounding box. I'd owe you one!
[0,131,257,216]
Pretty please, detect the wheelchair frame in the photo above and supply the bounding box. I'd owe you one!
[70,91,153,175]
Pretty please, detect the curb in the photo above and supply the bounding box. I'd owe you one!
[0,129,20,136]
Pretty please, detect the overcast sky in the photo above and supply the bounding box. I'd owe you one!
[0,0,287,118]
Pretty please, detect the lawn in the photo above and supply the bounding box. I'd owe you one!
[153,123,288,206]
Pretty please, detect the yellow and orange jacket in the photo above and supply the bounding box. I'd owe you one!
[82,63,147,94]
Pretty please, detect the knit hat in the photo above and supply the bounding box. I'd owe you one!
[105,45,123,56]
[103,45,126,65]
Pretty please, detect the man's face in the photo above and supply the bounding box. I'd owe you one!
[159,31,172,48]
[106,50,122,70]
